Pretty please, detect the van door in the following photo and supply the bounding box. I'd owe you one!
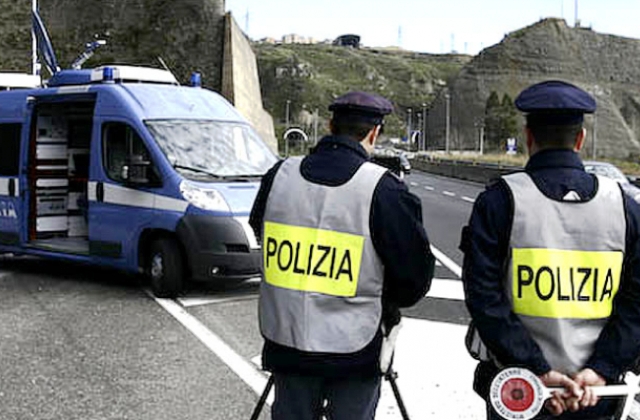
[0,123,23,248]
[88,120,162,268]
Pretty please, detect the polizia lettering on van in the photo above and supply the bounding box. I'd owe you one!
[263,222,364,297]
[512,248,624,319]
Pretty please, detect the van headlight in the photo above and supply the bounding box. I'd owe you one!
[180,181,230,212]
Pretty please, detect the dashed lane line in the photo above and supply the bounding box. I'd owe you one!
[147,290,274,405]
[462,196,475,204]
[443,191,456,197]
[424,186,435,191]
[410,182,419,187]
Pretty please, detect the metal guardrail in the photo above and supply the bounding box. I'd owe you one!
[409,157,522,184]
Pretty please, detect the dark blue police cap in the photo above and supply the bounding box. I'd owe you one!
[329,91,393,124]
[515,80,596,125]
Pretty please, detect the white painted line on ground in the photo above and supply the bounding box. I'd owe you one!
[424,186,435,191]
[443,191,456,197]
[435,259,442,266]
[179,294,259,308]
[431,245,463,278]
[147,290,274,405]
[427,278,465,301]
[376,317,484,419]
[462,196,475,204]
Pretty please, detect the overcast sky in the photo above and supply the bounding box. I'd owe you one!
[225,0,640,55]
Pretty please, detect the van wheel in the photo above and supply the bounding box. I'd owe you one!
[148,238,184,298]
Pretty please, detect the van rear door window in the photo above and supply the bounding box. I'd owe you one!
[0,124,22,176]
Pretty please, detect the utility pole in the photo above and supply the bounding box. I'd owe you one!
[285,100,291,157]
[32,0,37,75]
[445,92,451,153]
[575,0,580,27]
[313,108,319,146]
[407,108,413,145]
[592,112,598,159]
[422,103,427,151]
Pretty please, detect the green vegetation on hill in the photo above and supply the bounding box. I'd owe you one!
[254,43,470,141]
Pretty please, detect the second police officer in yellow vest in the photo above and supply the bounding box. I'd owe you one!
[462,81,640,419]
[250,92,435,420]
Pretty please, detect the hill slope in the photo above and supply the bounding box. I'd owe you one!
[254,43,471,139]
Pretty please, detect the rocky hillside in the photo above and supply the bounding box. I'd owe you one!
[254,43,471,139]
[429,18,640,159]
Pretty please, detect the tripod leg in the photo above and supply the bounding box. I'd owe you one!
[250,375,275,420]
[386,370,411,420]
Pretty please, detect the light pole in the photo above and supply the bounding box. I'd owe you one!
[407,108,413,144]
[32,0,37,75]
[445,92,451,154]
[592,112,598,159]
[285,100,291,157]
[422,103,427,151]
[313,108,319,146]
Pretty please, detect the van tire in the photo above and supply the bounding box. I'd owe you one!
[148,238,184,298]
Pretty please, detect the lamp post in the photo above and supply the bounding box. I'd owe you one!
[422,103,427,151]
[32,0,37,75]
[445,92,451,154]
[407,108,413,145]
[285,100,291,157]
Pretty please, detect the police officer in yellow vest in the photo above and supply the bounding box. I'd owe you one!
[250,92,435,420]
[461,81,640,419]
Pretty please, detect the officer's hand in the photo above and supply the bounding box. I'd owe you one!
[539,370,581,416]
[566,368,606,412]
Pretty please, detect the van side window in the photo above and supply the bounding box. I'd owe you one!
[102,123,157,184]
[0,124,22,176]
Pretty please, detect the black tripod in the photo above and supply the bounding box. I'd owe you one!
[249,365,411,420]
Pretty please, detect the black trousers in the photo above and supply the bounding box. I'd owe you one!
[272,372,381,420]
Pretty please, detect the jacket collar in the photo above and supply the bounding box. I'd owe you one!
[525,149,584,171]
[314,135,370,160]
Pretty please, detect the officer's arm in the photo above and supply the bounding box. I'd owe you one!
[461,181,551,374]
[585,195,640,382]
[249,160,284,243]
[371,174,434,308]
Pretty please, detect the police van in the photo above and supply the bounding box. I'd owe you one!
[0,63,276,297]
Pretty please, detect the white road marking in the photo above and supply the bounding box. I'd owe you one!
[427,278,465,301]
[147,290,274,405]
[431,245,463,278]
[376,317,484,419]
[443,191,456,197]
[424,186,435,191]
[179,294,259,308]
[410,182,418,187]
[435,260,442,266]
[462,196,475,204]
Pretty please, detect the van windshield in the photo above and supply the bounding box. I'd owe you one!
[146,119,278,178]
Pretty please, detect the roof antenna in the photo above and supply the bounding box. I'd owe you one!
[157,56,180,85]
[71,37,107,69]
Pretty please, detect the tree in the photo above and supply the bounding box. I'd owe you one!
[484,91,520,152]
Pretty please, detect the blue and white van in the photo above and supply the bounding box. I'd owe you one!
[0,65,277,297]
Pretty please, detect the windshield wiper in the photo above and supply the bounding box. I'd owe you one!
[173,164,224,179]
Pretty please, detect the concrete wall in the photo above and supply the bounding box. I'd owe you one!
[221,13,277,153]
[411,158,518,184]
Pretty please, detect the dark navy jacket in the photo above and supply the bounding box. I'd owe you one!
[250,135,435,377]
[461,149,640,415]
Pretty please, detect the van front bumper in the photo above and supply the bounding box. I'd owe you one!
[176,215,262,282]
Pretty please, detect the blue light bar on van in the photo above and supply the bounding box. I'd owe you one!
[91,66,179,85]
[103,66,114,83]
[190,72,202,87]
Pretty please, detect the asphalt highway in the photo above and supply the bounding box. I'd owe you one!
[2,171,638,419]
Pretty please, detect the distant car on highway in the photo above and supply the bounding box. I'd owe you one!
[372,147,411,178]
[584,161,640,203]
